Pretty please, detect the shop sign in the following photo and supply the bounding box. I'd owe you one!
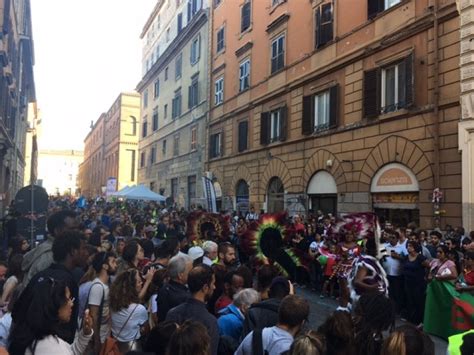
[371,163,419,193]
[372,193,418,204]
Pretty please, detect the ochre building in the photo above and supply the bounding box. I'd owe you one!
[208,0,461,229]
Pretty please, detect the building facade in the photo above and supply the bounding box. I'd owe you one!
[137,0,209,208]
[0,0,36,210]
[78,93,141,198]
[208,0,461,229]
[37,149,83,196]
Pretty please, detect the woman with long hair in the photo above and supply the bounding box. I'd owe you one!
[117,240,145,275]
[165,320,210,355]
[288,330,326,355]
[8,277,92,355]
[428,244,458,282]
[381,324,432,355]
[109,269,150,353]
[0,254,23,313]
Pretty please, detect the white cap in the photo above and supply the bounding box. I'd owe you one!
[188,246,204,261]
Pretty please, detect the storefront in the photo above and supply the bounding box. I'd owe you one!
[267,177,284,213]
[371,163,419,226]
[307,170,337,216]
[235,179,250,214]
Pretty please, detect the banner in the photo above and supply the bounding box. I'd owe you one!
[202,176,217,213]
[424,280,474,340]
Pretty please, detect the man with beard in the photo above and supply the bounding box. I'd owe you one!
[87,251,118,354]
[209,242,237,314]
[166,264,218,355]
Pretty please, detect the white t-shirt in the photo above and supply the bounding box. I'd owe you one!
[111,303,148,342]
[88,278,110,343]
[383,243,405,276]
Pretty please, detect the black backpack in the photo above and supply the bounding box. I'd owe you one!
[252,328,269,355]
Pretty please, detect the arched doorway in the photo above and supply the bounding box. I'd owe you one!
[267,177,284,213]
[307,170,337,215]
[371,163,419,226]
[235,179,249,214]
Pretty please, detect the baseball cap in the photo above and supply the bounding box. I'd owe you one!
[188,246,204,261]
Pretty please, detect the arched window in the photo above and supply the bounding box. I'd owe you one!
[235,179,249,214]
[129,116,137,136]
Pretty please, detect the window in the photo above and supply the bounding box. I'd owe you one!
[188,175,197,207]
[215,77,224,105]
[177,13,183,33]
[191,127,197,150]
[150,181,155,191]
[315,2,333,48]
[368,0,401,19]
[272,0,285,6]
[271,35,285,74]
[129,116,137,136]
[210,132,222,158]
[363,53,414,118]
[151,146,157,164]
[260,106,287,144]
[142,119,148,138]
[238,121,248,152]
[173,134,180,156]
[152,109,159,131]
[239,59,250,92]
[190,35,201,64]
[143,89,149,108]
[302,86,339,135]
[216,26,225,53]
[241,1,251,33]
[172,89,182,119]
[154,79,160,98]
[188,75,199,109]
[164,104,168,119]
[140,151,146,168]
[162,140,167,156]
[165,67,169,81]
[171,177,179,201]
[188,0,202,22]
[175,53,182,80]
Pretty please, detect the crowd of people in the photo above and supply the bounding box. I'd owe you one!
[0,198,471,355]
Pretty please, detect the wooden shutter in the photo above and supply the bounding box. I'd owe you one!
[220,131,225,156]
[329,85,339,128]
[188,86,192,109]
[279,106,287,142]
[404,52,414,108]
[368,0,383,20]
[319,3,333,48]
[302,96,314,135]
[363,69,380,118]
[238,121,248,152]
[260,112,270,145]
[315,7,321,49]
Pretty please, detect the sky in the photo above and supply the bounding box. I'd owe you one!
[30,0,156,150]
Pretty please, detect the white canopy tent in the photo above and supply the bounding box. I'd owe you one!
[118,185,166,202]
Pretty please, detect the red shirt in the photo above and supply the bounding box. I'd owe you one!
[464,270,474,286]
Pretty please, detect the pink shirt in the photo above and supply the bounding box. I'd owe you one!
[430,259,457,278]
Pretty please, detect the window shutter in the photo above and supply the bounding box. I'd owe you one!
[279,106,287,142]
[329,85,339,128]
[302,96,314,135]
[404,52,414,108]
[209,135,214,159]
[188,86,192,109]
[320,3,333,47]
[363,68,380,118]
[220,131,225,157]
[187,1,192,23]
[315,7,321,48]
[260,112,270,145]
[238,121,248,152]
[368,0,382,19]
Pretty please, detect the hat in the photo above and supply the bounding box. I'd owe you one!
[188,246,204,261]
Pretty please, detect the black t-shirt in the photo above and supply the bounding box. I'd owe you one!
[402,254,426,283]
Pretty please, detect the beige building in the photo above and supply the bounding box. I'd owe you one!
[208,0,461,229]
[78,93,140,198]
[37,149,83,196]
[137,0,209,208]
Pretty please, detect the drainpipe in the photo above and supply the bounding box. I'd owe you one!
[432,0,440,189]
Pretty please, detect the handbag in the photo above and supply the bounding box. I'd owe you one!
[100,304,139,355]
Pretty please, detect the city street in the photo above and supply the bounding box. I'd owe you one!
[296,287,448,354]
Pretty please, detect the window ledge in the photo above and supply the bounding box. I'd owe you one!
[378,108,409,121]
[269,66,285,77]
[239,26,253,40]
[269,0,287,15]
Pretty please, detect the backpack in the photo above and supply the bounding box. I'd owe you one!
[252,328,269,355]
[100,304,138,355]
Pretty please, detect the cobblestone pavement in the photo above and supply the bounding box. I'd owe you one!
[295,286,448,355]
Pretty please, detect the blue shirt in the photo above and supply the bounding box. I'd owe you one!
[218,304,244,342]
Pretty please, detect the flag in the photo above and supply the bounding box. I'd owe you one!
[202,176,217,212]
[424,280,474,340]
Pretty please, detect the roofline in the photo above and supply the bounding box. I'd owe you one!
[140,0,165,39]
